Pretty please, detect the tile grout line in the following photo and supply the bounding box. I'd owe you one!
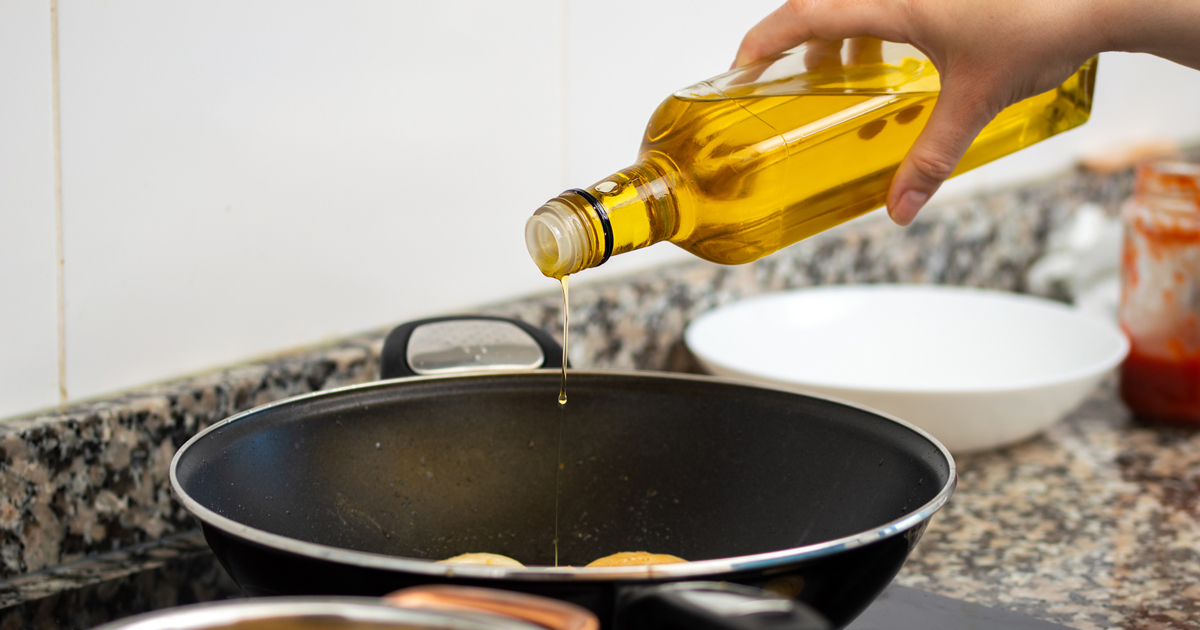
[50,0,67,405]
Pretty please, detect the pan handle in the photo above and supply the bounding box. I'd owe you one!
[384,585,599,630]
[616,582,830,630]
[381,316,564,379]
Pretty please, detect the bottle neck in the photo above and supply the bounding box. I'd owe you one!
[525,160,678,277]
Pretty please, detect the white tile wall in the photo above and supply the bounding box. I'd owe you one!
[0,0,60,418]
[1,1,1199,418]
[56,0,562,401]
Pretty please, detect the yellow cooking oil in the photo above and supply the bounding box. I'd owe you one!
[525,39,1098,277]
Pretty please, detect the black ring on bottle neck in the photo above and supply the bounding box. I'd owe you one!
[567,189,613,266]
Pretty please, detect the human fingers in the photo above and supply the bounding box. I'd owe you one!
[733,2,812,68]
[847,37,883,65]
[733,0,913,68]
[803,39,844,74]
[886,78,1002,225]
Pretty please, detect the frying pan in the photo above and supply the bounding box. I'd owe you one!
[170,316,955,630]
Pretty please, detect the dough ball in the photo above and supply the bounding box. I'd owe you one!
[586,552,686,567]
[438,552,525,567]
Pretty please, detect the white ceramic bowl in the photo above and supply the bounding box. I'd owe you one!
[685,284,1129,453]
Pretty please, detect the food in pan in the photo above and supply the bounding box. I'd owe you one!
[586,552,687,567]
[438,552,525,567]
[438,551,687,567]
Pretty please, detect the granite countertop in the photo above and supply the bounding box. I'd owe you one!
[896,376,1199,630]
[2,161,1199,629]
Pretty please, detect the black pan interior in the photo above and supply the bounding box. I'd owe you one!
[175,372,950,568]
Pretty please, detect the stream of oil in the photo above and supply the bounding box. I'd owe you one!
[558,276,569,405]
[553,275,568,567]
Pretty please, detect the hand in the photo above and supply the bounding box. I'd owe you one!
[733,0,1110,225]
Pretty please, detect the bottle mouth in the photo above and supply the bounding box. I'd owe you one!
[525,200,591,278]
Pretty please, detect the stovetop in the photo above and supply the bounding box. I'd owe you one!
[0,531,1071,630]
[847,586,1071,630]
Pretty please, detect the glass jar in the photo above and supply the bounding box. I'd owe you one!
[1119,161,1200,422]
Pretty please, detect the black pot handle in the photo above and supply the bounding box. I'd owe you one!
[616,582,830,630]
[381,316,564,379]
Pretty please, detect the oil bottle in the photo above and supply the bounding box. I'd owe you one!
[525,38,1098,277]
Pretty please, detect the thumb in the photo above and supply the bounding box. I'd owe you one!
[887,79,1000,225]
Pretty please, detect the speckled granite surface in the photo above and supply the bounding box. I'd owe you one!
[5,162,1199,629]
[0,532,240,630]
[894,375,1199,630]
[0,346,382,577]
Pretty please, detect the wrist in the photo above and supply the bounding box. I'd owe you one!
[1078,0,1128,56]
[1088,0,1200,67]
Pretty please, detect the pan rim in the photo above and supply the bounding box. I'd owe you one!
[169,369,956,582]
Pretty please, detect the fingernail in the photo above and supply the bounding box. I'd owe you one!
[891,190,929,226]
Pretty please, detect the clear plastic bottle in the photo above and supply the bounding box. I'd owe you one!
[525,39,1098,278]
[1119,161,1200,423]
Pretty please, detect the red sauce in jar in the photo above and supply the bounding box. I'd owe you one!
[1121,340,1200,423]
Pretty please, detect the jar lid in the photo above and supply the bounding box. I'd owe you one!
[1137,161,1200,209]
